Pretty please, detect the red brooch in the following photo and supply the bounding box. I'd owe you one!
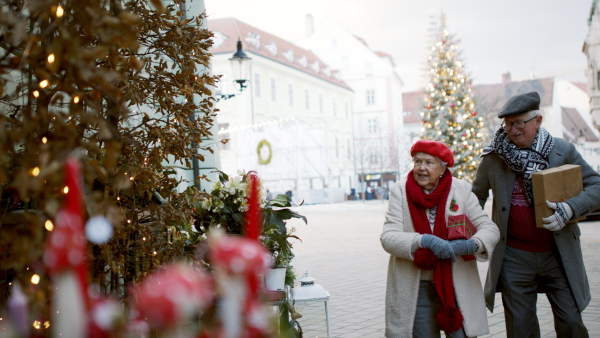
[449,199,459,212]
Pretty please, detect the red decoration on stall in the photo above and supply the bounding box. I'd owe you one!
[131,263,214,329]
[245,173,262,240]
[44,158,90,308]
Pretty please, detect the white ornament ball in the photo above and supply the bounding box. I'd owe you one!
[85,216,113,244]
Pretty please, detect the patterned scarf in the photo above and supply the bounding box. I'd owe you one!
[482,127,554,202]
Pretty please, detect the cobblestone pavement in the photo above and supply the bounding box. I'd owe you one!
[286,200,600,338]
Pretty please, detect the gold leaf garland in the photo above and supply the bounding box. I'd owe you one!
[256,139,272,165]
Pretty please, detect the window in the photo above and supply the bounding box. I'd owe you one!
[345,102,349,118]
[370,152,378,165]
[335,137,339,158]
[347,139,351,159]
[341,56,349,70]
[597,71,600,90]
[305,89,310,109]
[254,73,261,97]
[271,78,276,101]
[333,98,337,116]
[366,63,373,76]
[288,84,294,105]
[366,89,375,105]
[319,94,323,113]
[368,118,378,133]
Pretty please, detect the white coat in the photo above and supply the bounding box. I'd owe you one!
[380,177,500,338]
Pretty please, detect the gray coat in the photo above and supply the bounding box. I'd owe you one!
[472,138,600,312]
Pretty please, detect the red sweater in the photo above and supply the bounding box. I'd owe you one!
[506,174,553,252]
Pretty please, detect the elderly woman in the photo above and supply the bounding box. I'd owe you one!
[381,140,500,338]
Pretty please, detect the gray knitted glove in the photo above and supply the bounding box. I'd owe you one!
[449,239,476,256]
[421,234,456,261]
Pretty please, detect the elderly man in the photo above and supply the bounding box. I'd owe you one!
[472,91,600,338]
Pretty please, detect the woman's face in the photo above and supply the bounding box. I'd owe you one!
[412,152,446,190]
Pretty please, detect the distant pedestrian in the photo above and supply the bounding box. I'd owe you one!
[265,188,273,201]
[381,139,500,337]
[472,91,600,337]
[285,190,293,204]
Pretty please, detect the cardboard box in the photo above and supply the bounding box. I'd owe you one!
[532,164,584,228]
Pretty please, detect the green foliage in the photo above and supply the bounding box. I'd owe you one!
[191,170,249,236]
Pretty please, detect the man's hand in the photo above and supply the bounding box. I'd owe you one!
[449,239,476,256]
[421,234,456,261]
[542,200,573,231]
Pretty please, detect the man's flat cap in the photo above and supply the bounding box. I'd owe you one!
[498,91,540,118]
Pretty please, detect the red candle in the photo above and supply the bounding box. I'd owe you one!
[245,174,262,240]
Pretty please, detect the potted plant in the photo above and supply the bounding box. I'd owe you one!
[191,171,306,288]
[262,194,305,289]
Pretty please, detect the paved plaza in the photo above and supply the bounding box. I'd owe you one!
[286,200,600,337]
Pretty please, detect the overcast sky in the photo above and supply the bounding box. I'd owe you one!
[202,0,593,91]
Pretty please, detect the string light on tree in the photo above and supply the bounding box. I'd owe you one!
[420,14,484,182]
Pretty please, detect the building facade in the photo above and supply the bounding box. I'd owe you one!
[583,0,600,127]
[208,18,355,203]
[299,18,405,196]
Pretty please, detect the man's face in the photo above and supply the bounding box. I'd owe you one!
[503,113,542,148]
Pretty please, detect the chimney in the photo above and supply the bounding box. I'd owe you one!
[502,72,511,85]
[306,14,314,38]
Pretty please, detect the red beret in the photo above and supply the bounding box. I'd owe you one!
[410,140,454,167]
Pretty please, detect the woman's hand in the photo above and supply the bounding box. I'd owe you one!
[421,234,456,261]
[449,239,476,256]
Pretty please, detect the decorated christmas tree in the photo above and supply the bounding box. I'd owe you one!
[420,16,485,182]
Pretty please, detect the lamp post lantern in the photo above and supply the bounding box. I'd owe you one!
[216,39,251,101]
[229,39,252,92]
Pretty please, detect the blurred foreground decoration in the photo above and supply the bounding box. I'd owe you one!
[2,163,288,336]
[43,158,89,337]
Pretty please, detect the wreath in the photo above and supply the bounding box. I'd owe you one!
[256,139,272,165]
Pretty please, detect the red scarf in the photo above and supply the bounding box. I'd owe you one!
[406,169,463,332]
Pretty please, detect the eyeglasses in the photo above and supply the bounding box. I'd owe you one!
[413,159,438,168]
[501,116,538,131]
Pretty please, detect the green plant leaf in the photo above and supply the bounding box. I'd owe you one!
[266,213,286,229]
[218,171,228,183]
[232,212,244,225]
[271,209,307,224]
[267,194,291,207]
